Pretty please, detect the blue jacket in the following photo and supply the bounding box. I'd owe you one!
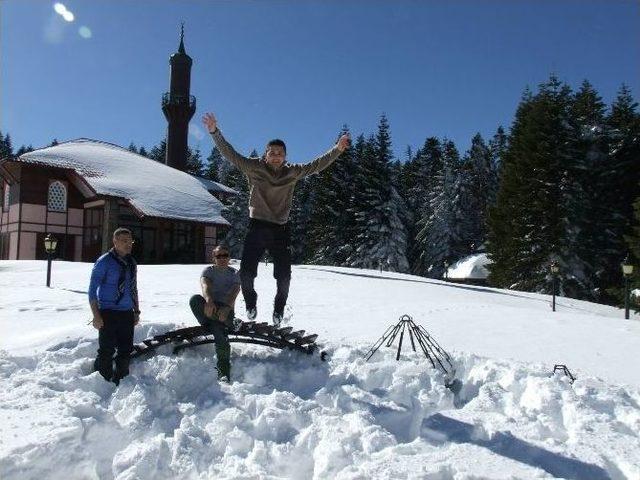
[88,252,137,311]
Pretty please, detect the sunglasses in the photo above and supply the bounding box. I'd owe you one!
[215,253,229,258]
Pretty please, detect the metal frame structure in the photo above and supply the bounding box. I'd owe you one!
[130,321,325,360]
[364,314,456,379]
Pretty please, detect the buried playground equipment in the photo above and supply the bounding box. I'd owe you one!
[364,314,460,390]
[130,321,325,360]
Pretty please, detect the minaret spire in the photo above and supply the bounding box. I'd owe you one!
[178,22,186,54]
[162,24,196,171]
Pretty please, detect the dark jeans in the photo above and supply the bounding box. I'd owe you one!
[240,218,292,316]
[94,309,135,383]
[189,295,232,379]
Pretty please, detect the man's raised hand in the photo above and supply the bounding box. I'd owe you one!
[337,134,350,152]
[202,112,218,134]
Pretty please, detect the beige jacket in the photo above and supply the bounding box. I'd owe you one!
[211,129,343,225]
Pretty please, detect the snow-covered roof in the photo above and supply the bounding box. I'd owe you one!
[447,253,491,279]
[193,175,238,195]
[16,139,229,225]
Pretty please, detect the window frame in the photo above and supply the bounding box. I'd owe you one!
[47,179,68,213]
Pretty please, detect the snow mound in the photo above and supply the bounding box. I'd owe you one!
[1,323,639,480]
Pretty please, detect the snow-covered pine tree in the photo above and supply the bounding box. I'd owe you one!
[487,76,575,293]
[185,147,205,177]
[460,133,492,252]
[565,80,609,300]
[308,126,358,265]
[347,115,409,272]
[148,140,167,163]
[218,149,256,257]
[0,132,12,159]
[598,84,640,303]
[415,140,461,278]
[205,146,223,182]
[488,126,507,207]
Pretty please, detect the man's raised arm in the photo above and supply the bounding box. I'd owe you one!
[294,133,350,179]
[202,112,258,173]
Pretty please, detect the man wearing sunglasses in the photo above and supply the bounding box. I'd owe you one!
[189,244,241,382]
[203,112,349,326]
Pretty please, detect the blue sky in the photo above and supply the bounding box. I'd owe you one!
[2,0,639,163]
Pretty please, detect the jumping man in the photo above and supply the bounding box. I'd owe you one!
[203,112,349,325]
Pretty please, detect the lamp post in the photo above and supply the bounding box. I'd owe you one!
[44,234,58,288]
[550,261,559,312]
[622,254,634,320]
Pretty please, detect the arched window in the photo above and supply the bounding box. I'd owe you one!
[48,181,67,212]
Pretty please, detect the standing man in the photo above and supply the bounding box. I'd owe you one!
[189,244,241,382]
[202,112,350,325]
[89,227,140,385]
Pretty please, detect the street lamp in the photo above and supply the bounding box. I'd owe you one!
[44,234,58,288]
[622,254,634,320]
[550,261,559,312]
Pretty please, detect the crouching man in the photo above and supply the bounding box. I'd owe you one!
[89,227,140,385]
[189,245,241,382]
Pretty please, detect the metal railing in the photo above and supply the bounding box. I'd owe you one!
[162,93,196,109]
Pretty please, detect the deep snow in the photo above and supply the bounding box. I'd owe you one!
[1,260,639,479]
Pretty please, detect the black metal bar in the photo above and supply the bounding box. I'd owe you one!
[363,324,396,361]
[408,325,416,352]
[46,254,52,287]
[625,276,630,320]
[396,322,406,361]
[411,326,437,369]
[385,322,403,347]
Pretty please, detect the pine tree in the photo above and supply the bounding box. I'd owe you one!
[599,84,640,303]
[308,126,357,265]
[415,140,462,277]
[0,132,12,159]
[218,149,256,257]
[148,140,167,163]
[347,115,408,272]
[565,80,608,300]
[185,147,205,177]
[205,146,223,182]
[15,145,34,155]
[460,133,493,251]
[487,77,575,292]
[405,137,443,274]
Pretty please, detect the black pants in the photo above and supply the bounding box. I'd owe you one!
[189,295,232,379]
[240,218,292,316]
[94,309,135,383]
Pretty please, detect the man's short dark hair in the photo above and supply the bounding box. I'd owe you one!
[213,244,229,253]
[113,227,132,238]
[267,139,287,154]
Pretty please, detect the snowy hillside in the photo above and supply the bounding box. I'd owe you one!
[1,260,639,479]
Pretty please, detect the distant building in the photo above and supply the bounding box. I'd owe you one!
[445,253,491,285]
[0,139,232,263]
[0,27,236,264]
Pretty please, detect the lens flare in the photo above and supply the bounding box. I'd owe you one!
[53,3,67,15]
[79,26,92,39]
[62,11,74,22]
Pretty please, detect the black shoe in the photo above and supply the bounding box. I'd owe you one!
[247,307,257,320]
[272,311,283,327]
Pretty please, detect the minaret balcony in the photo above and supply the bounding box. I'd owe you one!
[162,93,196,109]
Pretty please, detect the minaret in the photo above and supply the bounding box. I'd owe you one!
[162,24,196,171]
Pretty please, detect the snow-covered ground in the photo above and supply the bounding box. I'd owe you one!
[1,260,639,479]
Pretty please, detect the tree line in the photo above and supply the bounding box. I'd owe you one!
[2,75,638,307]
